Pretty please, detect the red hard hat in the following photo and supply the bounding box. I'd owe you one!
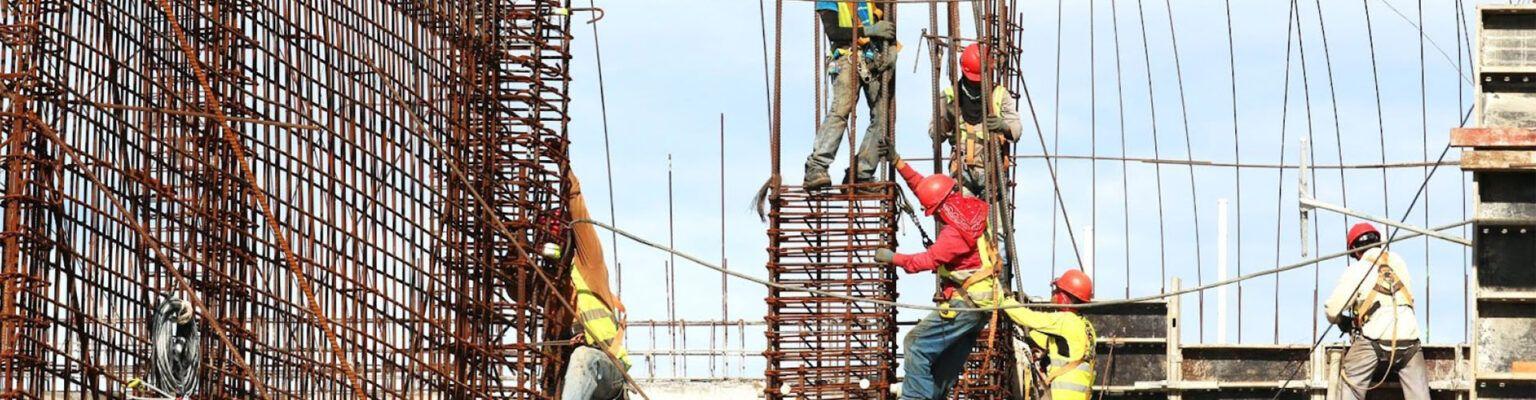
[1346,222,1380,249]
[1052,269,1094,303]
[960,43,985,82]
[914,174,957,215]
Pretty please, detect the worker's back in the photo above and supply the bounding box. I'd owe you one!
[572,261,630,368]
[1325,248,1420,342]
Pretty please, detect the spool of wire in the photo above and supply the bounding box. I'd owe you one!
[150,296,199,396]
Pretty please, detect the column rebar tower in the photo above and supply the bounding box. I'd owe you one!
[764,1,900,398]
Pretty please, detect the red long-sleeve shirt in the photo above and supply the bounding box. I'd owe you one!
[891,162,988,276]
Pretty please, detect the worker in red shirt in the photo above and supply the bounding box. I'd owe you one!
[873,157,997,399]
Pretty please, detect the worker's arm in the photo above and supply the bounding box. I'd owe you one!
[818,10,855,44]
[894,158,925,192]
[1323,262,1366,324]
[996,89,1024,142]
[892,225,970,274]
[1005,306,1090,360]
[929,93,954,144]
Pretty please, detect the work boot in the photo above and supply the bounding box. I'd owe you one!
[803,169,831,190]
[841,172,882,195]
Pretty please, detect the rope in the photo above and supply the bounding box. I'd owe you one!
[573,218,1468,312]
[149,296,199,397]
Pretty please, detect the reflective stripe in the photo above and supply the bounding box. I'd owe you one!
[580,309,613,323]
[1049,357,1094,372]
[1052,381,1092,393]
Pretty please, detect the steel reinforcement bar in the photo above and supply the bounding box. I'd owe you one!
[0,0,576,398]
[765,183,900,400]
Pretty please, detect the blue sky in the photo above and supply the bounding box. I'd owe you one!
[564,0,1480,378]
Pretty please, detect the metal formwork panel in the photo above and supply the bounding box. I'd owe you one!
[765,183,899,400]
[1468,7,1536,399]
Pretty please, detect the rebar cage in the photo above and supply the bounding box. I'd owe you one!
[0,0,576,398]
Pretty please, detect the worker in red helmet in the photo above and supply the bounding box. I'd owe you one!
[930,43,1023,196]
[1323,223,1428,400]
[872,157,995,398]
[872,157,1097,399]
[804,1,901,192]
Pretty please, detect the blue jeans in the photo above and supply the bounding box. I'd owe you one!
[562,346,624,400]
[805,55,891,181]
[901,303,986,400]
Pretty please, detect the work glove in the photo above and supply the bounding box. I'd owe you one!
[984,116,1010,135]
[873,248,895,264]
[864,21,896,40]
[892,156,906,171]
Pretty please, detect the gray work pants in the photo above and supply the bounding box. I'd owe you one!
[805,55,890,181]
[562,346,625,400]
[1339,337,1428,400]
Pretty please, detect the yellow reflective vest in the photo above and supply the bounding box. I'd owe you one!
[1007,308,1097,400]
[572,267,630,369]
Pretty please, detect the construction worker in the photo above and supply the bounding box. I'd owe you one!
[930,43,1022,196]
[872,158,1095,399]
[1323,223,1428,400]
[1012,269,1098,400]
[804,1,899,191]
[561,173,631,400]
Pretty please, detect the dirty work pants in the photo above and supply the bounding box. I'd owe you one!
[562,346,625,400]
[806,55,890,182]
[1339,337,1428,400]
[901,299,986,400]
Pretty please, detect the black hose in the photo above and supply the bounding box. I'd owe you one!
[150,296,199,396]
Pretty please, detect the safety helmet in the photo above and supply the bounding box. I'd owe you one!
[960,43,985,82]
[1346,222,1381,259]
[1051,269,1094,304]
[914,174,957,215]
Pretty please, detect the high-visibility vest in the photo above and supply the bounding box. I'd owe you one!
[1352,250,1415,326]
[1027,314,1098,400]
[816,1,881,28]
[942,85,1011,170]
[572,267,630,368]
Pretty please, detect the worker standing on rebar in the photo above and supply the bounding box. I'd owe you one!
[560,173,631,400]
[930,43,1022,197]
[1324,223,1428,400]
[803,1,899,191]
[873,157,991,399]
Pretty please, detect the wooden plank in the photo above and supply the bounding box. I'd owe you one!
[1452,128,1536,148]
[1460,150,1536,170]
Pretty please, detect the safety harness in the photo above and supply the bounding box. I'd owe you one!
[1024,313,1098,399]
[934,226,1003,318]
[1352,252,1415,327]
[942,85,1011,174]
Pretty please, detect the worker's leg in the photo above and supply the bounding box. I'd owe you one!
[901,307,985,400]
[1337,338,1378,400]
[930,310,985,397]
[1394,343,1430,400]
[562,346,625,400]
[853,70,891,182]
[806,56,861,183]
